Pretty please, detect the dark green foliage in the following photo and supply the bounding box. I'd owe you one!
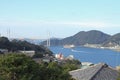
[117,77,120,80]
[11,39,52,54]
[0,37,53,55]
[39,62,75,80]
[0,54,76,80]
[62,59,82,71]
[0,54,41,80]
[117,70,120,80]
[32,53,43,58]
[0,37,11,50]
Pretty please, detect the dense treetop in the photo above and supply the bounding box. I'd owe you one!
[0,53,79,80]
[0,37,53,55]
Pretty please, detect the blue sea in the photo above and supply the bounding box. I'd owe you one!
[49,46,120,67]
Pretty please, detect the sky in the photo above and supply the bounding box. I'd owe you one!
[0,0,120,39]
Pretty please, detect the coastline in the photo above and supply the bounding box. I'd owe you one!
[83,44,120,52]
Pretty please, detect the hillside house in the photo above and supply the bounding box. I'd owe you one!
[19,50,35,57]
[69,63,119,80]
[0,49,8,54]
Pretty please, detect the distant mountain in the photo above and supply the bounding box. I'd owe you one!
[10,38,43,45]
[41,30,111,46]
[61,30,111,45]
[23,38,43,45]
[103,33,120,47]
[41,38,62,46]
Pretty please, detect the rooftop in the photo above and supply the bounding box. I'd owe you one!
[69,63,119,80]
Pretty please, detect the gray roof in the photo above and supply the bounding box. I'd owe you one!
[69,63,119,80]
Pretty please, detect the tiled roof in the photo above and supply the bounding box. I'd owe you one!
[69,63,119,80]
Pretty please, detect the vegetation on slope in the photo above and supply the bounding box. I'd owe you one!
[103,33,120,47]
[0,37,53,55]
[41,30,111,46]
[0,53,78,80]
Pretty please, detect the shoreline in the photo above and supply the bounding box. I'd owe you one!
[83,44,120,52]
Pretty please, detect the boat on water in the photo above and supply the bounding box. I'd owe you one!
[63,44,75,48]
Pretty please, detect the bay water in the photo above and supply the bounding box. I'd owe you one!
[49,46,120,67]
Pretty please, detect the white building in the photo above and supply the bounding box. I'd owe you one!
[0,49,8,53]
[19,50,35,57]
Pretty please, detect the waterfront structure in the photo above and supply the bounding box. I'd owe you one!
[63,44,75,48]
[19,50,35,57]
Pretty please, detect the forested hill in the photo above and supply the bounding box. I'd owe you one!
[41,30,111,46]
[103,33,120,47]
[61,30,111,45]
[0,37,53,55]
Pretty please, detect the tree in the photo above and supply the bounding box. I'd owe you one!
[0,54,75,80]
[0,37,11,50]
[32,53,44,58]
[118,72,120,80]
[41,62,74,80]
[62,59,82,71]
[0,53,41,80]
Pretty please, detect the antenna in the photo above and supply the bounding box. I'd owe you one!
[46,31,50,47]
[47,36,48,47]
[48,32,50,47]
[8,28,10,39]
[0,31,1,37]
[0,32,1,37]
[7,28,10,39]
